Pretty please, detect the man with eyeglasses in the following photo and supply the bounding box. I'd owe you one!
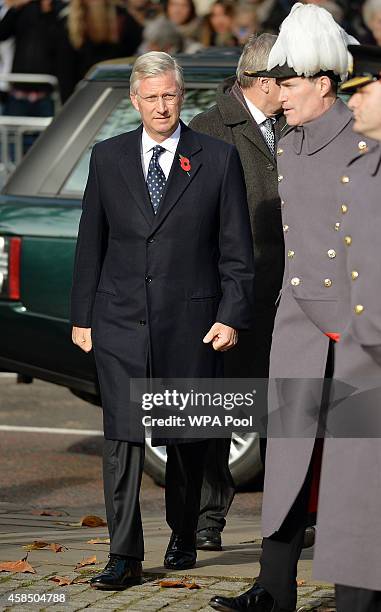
[71,51,254,590]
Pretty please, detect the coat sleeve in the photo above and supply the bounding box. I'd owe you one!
[216,145,255,330]
[0,8,17,41]
[70,146,108,327]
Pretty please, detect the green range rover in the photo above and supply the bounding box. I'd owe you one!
[0,50,261,487]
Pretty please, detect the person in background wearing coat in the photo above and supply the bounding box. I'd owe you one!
[209,5,360,612]
[71,51,255,591]
[313,43,381,612]
[190,32,285,552]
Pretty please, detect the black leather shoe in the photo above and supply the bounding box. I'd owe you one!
[209,583,291,611]
[164,532,197,570]
[90,555,142,590]
[302,526,315,549]
[197,527,222,551]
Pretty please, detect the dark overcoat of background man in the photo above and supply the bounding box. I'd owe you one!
[70,51,255,590]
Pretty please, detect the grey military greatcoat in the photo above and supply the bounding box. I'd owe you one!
[314,140,381,590]
[262,99,361,537]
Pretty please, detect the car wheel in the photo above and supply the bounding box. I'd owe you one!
[144,433,262,489]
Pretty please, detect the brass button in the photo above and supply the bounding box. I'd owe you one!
[358,140,367,151]
[351,270,359,280]
[278,175,283,182]
[281,200,285,207]
[354,304,364,315]
[341,204,348,214]
[341,175,350,184]
[277,148,284,155]
[324,278,332,287]
[287,249,295,258]
[283,224,289,233]
[291,277,300,286]
[344,235,352,246]
[334,222,341,231]
[327,249,336,258]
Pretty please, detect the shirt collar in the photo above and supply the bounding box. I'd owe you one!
[142,123,181,155]
[243,95,273,126]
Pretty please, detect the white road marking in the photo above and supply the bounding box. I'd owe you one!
[0,425,103,436]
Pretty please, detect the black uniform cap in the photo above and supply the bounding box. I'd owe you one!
[340,44,381,93]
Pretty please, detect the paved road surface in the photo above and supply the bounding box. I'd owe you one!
[0,376,335,611]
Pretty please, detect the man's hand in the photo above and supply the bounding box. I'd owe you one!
[203,322,238,352]
[72,327,92,353]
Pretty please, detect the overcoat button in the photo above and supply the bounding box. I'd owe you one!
[334,222,340,231]
[277,148,284,155]
[267,164,274,170]
[354,304,364,314]
[288,250,295,258]
[341,175,350,184]
[148,238,155,243]
[344,235,352,246]
[291,277,300,286]
[283,224,289,232]
[327,249,336,258]
[278,175,283,182]
[351,270,359,280]
[341,204,348,214]
[145,276,152,283]
[139,320,146,325]
[324,278,332,287]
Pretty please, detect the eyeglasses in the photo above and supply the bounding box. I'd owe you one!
[136,92,182,105]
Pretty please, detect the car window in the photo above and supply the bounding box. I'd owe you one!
[60,88,217,197]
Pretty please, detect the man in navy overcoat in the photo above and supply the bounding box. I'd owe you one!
[71,51,255,589]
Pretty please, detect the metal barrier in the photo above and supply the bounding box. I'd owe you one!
[0,73,60,115]
[0,116,52,186]
[0,73,59,186]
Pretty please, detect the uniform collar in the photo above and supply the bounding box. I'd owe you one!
[141,122,181,155]
[292,99,353,156]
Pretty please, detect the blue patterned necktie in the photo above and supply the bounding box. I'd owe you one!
[262,118,275,156]
[146,145,166,214]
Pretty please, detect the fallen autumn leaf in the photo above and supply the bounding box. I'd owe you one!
[80,515,107,528]
[23,541,49,551]
[50,543,67,553]
[75,555,97,570]
[0,556,36,574]
[86,538,110,544]
[156,578,201,589]
[49,576,74,586]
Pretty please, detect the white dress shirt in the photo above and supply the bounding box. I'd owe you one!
[141,123,181,180]
[243,95,276,142]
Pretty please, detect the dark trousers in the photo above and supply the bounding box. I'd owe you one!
[258,456,314,611]
[197,438,235,532]
[258,342,334,611]
[336,586,381,612]
[103,439,209,559]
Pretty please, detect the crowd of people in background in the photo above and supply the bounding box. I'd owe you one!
[0,0,379,115]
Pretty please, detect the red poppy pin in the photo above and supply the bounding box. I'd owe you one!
[179,154,191,176]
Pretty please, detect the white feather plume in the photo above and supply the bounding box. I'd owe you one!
[268,2,359,81]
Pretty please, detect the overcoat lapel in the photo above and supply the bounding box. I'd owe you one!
[118,126,155,226]
[149,122,202,234]
[241,120,274,162]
